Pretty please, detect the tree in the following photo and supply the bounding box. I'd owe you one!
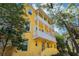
[0,3,26,56]
[55,34,66,55]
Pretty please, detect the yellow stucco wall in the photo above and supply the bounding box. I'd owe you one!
[12,4,58,56]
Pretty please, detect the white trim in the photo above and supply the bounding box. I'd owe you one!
[33,26,57,42]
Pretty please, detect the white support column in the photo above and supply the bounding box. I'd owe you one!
[42,14,45,32]
[37,10,39,30]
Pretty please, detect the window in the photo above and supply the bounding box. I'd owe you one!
[25,21,30,32]
[44,17,47,21]
[28,10,32,15]
[35,41,38,46]
[17,40,28,51]
[54,44,56,48]
[42,42,45,51]
[36,27,38,30]
[47,42,50,48]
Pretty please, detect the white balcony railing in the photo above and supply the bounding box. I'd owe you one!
[33,28,56,42]
[35,15,51,29]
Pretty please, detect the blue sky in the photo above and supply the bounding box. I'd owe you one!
[63,3,68,8]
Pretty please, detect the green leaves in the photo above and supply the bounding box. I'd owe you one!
[68,4,76,9]
[55,34,64,40]
[0,4,26,52]
[55,34,66,49]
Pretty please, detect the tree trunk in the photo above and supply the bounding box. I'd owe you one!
[1,38,9,56]
[71,40,75,53]
[66,40,71,52]
[62,20,79,55]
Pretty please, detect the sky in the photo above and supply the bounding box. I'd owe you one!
[63,3,68,8]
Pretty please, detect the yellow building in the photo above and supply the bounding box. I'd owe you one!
[12,4,59,56]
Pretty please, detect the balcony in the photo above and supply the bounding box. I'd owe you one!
[33,27,56,42]
[35,15,51,29]
[34,16,56,42]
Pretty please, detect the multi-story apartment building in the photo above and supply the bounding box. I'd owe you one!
[12,4,59,56]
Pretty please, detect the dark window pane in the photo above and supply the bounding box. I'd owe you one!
[47,43,50,48]
[42,42,45,51]
[28,10,32,15]
[35,41,38,46]
[25,21,30,32]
